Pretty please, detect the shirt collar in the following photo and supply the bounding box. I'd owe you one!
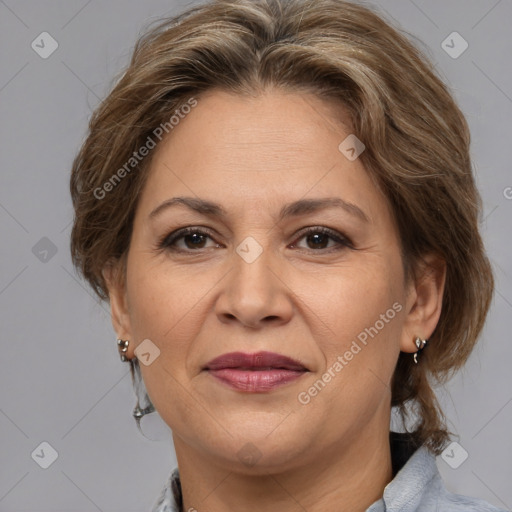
[152,431,435,512]
[367,432,438,511]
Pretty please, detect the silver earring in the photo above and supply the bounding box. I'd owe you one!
[413,337,427,364]
[116,339,157,434]
[117,339,155,437]
[130,357,170,441]
[128,357,156,432]
[117,339,130,362]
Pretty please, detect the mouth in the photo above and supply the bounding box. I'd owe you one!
[203,351,309,392]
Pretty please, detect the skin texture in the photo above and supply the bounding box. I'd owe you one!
[104,88,446,512]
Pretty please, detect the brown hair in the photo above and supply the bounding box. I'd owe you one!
[69,0,494,455]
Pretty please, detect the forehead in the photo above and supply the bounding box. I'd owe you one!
[136,88,392,228]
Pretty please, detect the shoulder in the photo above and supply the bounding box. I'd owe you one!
[382,439,508,512]
[417,457,508,512]
[432,485,509,512]
[150,468,181,512]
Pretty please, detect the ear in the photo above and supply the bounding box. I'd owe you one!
[399,253,446,354]
[102,257,135,359]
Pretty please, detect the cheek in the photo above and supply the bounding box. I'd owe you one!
[127,269,206,427]
[126,264,200,360]
[309,281,401,415]
[309,263,403,407]
[315,264,402,349]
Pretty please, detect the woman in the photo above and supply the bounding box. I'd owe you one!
[69,0,507,510]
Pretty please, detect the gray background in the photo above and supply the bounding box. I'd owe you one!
[1,0,511,510]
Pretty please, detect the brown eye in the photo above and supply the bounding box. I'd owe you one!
[157,225,353,254]
[179,232,209,249]
[304,232,331,249]
[158,227,219,252]
[290,227,352,252]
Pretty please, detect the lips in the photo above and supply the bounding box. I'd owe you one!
[203,351,309,392]
[204,351,308,372]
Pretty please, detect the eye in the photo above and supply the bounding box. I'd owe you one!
[156,225,353,253]
[157,227,219,252]
[289,226,353,252]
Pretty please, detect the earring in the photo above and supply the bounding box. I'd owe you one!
[116,339,157,433]
[413,337,427,364]
[128,357,156,433]
[117,339,130,362]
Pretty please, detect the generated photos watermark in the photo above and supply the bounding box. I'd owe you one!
[93,97,198,200]
[297,301,403,405]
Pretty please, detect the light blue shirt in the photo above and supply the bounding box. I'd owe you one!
[150,433,508,512]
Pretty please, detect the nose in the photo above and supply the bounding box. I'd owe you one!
[214,242,294,329]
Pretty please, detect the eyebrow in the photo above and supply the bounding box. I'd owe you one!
[149,196,370,223]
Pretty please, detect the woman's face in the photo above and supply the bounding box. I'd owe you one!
[107,88,431,472]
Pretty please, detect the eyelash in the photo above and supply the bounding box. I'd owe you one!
[156,226,354,254]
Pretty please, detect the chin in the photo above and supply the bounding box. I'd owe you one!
[204,425,314,475]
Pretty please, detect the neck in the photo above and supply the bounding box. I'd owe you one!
[173,420,393,512]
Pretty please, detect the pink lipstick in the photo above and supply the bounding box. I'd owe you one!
[203,351,308,392]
